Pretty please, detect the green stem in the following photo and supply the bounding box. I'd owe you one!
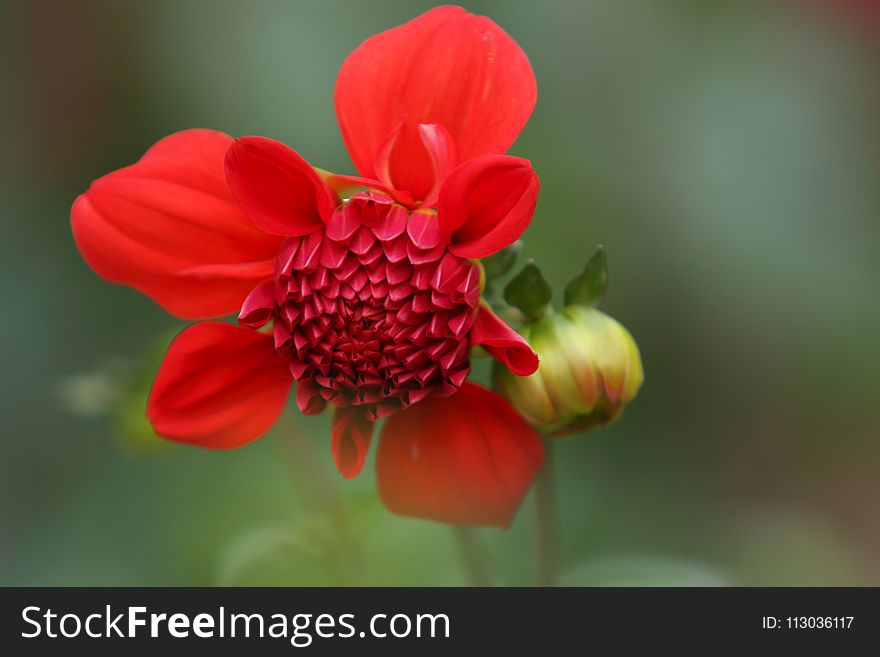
[453,526,492,586]
[272,415,365,585]
[534,438,560,586]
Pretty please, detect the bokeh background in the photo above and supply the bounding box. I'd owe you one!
[1,0,879,586]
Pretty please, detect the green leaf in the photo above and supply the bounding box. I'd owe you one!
[559,555,729,587]
[481,240,523,280]
[503,260,552,320]
[564,245,608,307]
[111,328,180,451]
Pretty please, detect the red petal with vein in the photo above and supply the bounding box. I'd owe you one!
[376,382,544,527]
[331,406,375,479]
[440,154,539,259]
[470,304,539,375]
[147,322,293,448]
[335,6,536,200]
[71,129,283,319]
[225,136,338,236]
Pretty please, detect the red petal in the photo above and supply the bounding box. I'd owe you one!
[372,121,457,207]
[71,129,283,319]
[335,6,536,201]
[376,382,544,527]
[406,210,443,250]
[296,378,327,415]
[325,205,363,242]
[331,406,375,479]
[470,304,539,375]
[439,155,539,258]
[238,279,276,328]
[225,136,338,236]
[147,322,292,448]
[372,205,408,240]
[181,260,276,280]
[416,124,458,208]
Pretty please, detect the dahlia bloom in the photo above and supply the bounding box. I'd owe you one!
[71,6,544,527]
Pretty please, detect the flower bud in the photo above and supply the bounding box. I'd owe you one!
[492,306,643,436]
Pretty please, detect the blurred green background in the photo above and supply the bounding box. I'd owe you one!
[1,0,879,586]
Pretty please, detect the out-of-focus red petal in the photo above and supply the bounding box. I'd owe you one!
[331,406,375,479]
[225,136,338,236]
[335,6,536,202]
[376,382,544,527]
[147,322,292,448]
[470,304,539,375]
[71,129,283,319]
[439,154,539,259]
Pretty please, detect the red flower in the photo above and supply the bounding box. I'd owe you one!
[71,6,543,527]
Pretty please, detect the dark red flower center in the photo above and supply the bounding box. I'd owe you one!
[269,192,481,421]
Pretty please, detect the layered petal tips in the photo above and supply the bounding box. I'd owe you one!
[471,304,539,376]
[71,129,283,319]
[225,136,338,236]
[335,6,537,202]
[147,322,293,448]
[440,155,539,258]
[331,407,375,479]
[376,382,544,527]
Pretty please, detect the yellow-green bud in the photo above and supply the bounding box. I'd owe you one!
[493,306,644,436]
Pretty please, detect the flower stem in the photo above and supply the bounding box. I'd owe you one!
[453,526,492,586]
[534,438,560,586]
[273,415,365,585]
